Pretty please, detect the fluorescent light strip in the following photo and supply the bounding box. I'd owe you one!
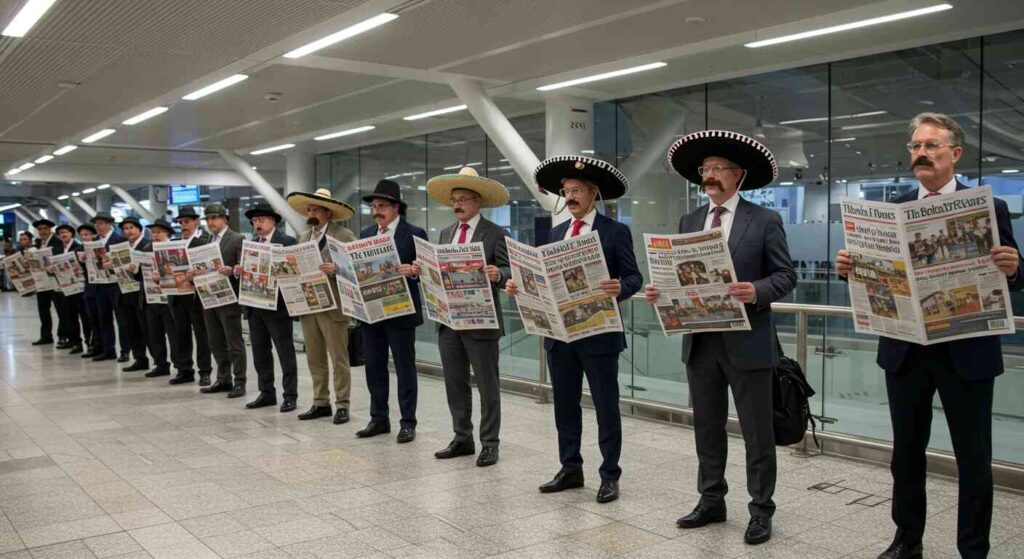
[779,110,887,126]
[122,106,168,125]
[82,188,97,194]
[81,129,115,143]
[34,155,53,164]
[831,137,857,143]
[1,0,56,37]
[314,125,375,141]
[284,13,398,58]
[57,195,69,200]
[6,168,21,176]
[53,145,77,155]
[1003,169,1021,174]
[745,4,953,48]
[18,162,35,171]
[0,203,21,212]
[71,192,80,197]
[97,184,110,190]
[183,74,248,101]
[537,62,667,91]
[403,105,467,121]
[442,162,482,171]
[250,143,295,155]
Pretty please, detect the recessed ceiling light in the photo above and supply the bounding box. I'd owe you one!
[684,17,706,25]
[71,192,80,196]
[1003,169,1020,174]
[183,74,248,101]
[57,195,69,200]
[6,168,21,176]
[1,0,57,37]
[314,125,375,141]
[34,155,53,164]
[18,162,35,171]
[53,145,77,155]
[283,13,399,58]
[403,105,468,121]
[82,187,97,194]
[97,183,110,189]
[81,129,115,143]
[745,4,953,48]
[537,62,667,91]
[779,110,886,125]
[250,143,295,155]
[122,106,168,125]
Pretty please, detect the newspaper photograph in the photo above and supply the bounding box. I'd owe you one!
[279,272,338,317]
[643,230,750,336]
[271,240,323,278]
[414,237,499,330]
[26,247,58,292]
[152,240,192,295]
[239,240,277,310]
[133,251,166,305]
[50,252,86,296]
[840,185,1013,344]
[83,241,116,284]
[326,235,415,324]
[187,243,236,309]
[108,242,139,293]
[506,231,622,343]
[3,252,36,295]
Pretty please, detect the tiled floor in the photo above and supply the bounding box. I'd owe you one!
[1,293,1023,559]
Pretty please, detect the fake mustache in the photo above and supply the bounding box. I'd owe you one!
[701,179,723,190]
[373,214,386,220]
[912,156,934,168]
[306,216,320,227]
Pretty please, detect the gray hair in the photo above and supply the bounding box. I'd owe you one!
[909,112,964,147]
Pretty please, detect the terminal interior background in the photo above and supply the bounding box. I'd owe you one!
[2,0,1024,488]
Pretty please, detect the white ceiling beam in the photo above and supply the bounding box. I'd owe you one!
[46,199,83,227]
[11,163,283,188]
[275,55,504,86]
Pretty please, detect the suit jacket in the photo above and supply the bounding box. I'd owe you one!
[437,216,511,339]
[94,230,127,293]
[169,230,210,306]
[679,197,797,371]
[35,234,62,253]
[878,183,1024,380]
[129,238,152,305]
[302,221,356,321]
[359,218,428,329]
[245,228,297,319]
[211,228,243,294]
[543,212,643,354]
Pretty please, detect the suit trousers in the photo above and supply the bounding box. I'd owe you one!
[145,304,176,373]
[438,326,501,448]
[93,285,119,356]
[687,332,776,518]
[886,344,993,558]
[362,322,417,428]
[300,312,350,407]
[53,292,70,341]
[118,294,148,362]
[36,290,55,340]
[204,304,246,385]
[83,293,100,351]
[548,340,622,481]
[170,295,211,375]
[248,310,297,401]
[62,293,88,345]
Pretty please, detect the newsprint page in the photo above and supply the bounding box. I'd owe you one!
[326,235,415,324]
[413,237,499,330]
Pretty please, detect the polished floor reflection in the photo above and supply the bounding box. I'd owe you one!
[1,294,1023,558]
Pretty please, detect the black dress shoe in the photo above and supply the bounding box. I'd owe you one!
[227,382,246,399]
[743,516,772,545]
[117,352,130,363]
[333,408,349,424]
[476,446,499,467]
[434,440,475,459]
[82,349,100,359]
[280,400,296,413]
[56,340,71,349]
[145,369,170,378]
[31,338,53,346]
[200,382,232,394]
[246,393,277,409]
[538,470,585,493]
[168,373,195,385]
[68,345,83,355]
[355,421,390,438]
[677,503,727,529]
[298,405,332,420]
[877,534,923,559]
[198,373,211,387]
[92,353,117,362]
[596,480,619,503]
[123,360,150,372]
[396,426,415,443]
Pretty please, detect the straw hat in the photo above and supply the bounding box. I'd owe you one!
[287,188,355,221]
[427,167,509,208]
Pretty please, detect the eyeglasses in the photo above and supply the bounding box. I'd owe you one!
[449,196,479,205]
[906,141,958,154]
[697,165,739,177]
[369,202,393,210]
[559,187,592,197]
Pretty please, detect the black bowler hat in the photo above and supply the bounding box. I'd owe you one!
[90,211,115,224]
[362,179,407,210]
[77,223,97,235]
[175,206,200,222]
[56,224,75,235]
[244,202,282,223]
[146,218,174,234]
[32,218,56,228]
[119,216,142,230]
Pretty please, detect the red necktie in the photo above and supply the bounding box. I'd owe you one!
[710,206,727,229]
[924,192,940,198]
[378,226,388,236]
[457,223,469,244]
[570,219,585,237]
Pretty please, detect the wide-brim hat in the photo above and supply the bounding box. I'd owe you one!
[56,224,75,235]
[667,130,778,190]
[427,167,509,208]
[77,223,97,235]
[534,155,629,200]
[203,203,228,217]
[146,218,174,233]
[32,218,56,228]
[362,179,406,209]
[287,188,355,221]
[119,216,142,230]
[175,206,200,222]
[90,211,115,224]
[244,202,282,223]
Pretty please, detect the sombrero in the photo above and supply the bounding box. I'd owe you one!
[287,188,355,221]
[534,155,628,200]
[426,167,509,208]
[667,129,778,190]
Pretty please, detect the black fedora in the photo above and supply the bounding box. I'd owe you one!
[244,202,282,223]
[32,218,56,229]
[90,211,115,224]
[175,206,201,222]
[362,179,407,210]
[56,224,75,235]
[146,218,174,234]
[119,216,143,230]
[77,223,97,236]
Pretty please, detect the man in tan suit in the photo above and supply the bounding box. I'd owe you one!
[286,188,357,424]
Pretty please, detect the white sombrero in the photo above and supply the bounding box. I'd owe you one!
[667,130,778,190]
[427,167,509,208]
[286,188,355,221]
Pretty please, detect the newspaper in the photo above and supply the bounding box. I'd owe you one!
[83,241,116,284]
[841,185,1013,344]
[239,240,277,310]
[152,240,193,295]
[2,252,36,295]
[269,241,333,317]
[414,237,499,330]
[326,235,415,324]
[26,248,58,292]
[187,243,236,309]
[108,242,139,293]
[132,251,166,305]
[506,231,623,343]
[50,252,86,296]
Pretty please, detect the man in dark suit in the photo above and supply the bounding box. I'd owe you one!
[54,224,89,353]
[141,219,178,379]
[506,156,643,504]
[836,113,1024,559]
[75,224,102,358]
[168,206,212,386]
[238,203,299,413]
[355,179,428,443]
[31,218,62,346]
[117,216,150,373]
[91,212,126,361]
[198,204,247,399]
[417,167,511,467]
[647,130,796,546]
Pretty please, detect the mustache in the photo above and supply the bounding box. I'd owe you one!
[454,208,464,214]
[701,179,723,190]
[306,216,320,227]
[373,214,386,221]
[912,156,933,168]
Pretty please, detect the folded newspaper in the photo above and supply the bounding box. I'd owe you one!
[83,241,117,284]
[187,243,236,309]
[108,242,139,294]
[152,240,193,295]
[643,230,750,336]
[26,247,58,292]
[506,231,622,343]
[840,185,1013,344]
[132,251,166,305]
[3,252,36,295]
[50,252,86,296]
[326,235,415,324]
[414,237,499,330]
[273,241,336,317]
[239,240,278,310]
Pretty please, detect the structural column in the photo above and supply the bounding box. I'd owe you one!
[71,197,97,218]
[217,150,305,233]
[148,185,167,222]
[545,95,594,158]
[46,199,83,227]
[12,209,37,235]
[285,151,315,236]
[109,185,156,221]
[94,190,112,213]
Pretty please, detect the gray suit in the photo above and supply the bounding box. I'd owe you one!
[203,227,246,386]
[436,216,510,448]
[679,197,796,518]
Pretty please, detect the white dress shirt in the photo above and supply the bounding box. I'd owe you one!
[99,230,113,245]
[916,177,958,199]
[702,192,742,241]
[255,228,274,243]
[377,216,399,238]
[563,208,597,240]
[451,213,481,244]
